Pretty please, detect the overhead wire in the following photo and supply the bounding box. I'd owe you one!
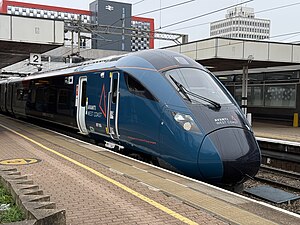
[256,2,300,14]
[133,0,145,5]
[28,1,300,71]
[269,31,300,39]
[169,22,210,32]
[165,1,300,41]
[134,0,196,16]
[107,0,196,28]
[280,33,300,42]
[40,1,300,62]
[156,0,254,30]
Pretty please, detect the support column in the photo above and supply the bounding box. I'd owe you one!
[71,31,74,55]
[242,65,248,115]
[78,30,81,54]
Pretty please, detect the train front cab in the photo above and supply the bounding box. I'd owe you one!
[162,67,261,187]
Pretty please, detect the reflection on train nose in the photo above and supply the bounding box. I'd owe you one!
[198,128,261,185]
[222,154,261,185]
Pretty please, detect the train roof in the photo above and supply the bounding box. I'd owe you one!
[117,49,205,72]
[5,49,205,82]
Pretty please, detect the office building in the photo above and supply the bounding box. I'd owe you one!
[210,6,270,40]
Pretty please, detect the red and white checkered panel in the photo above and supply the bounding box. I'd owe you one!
[131,20,151,52]
[7,5,90,23]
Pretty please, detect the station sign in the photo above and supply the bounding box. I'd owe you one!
[30,53,42,65]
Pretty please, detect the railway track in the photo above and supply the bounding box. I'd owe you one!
[260,165,300,180]
[258,140,300,173]
[244,165,300,214]
[254,165,300,192]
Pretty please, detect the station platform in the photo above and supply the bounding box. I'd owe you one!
[252,120,300,143]
[0,115,299,225]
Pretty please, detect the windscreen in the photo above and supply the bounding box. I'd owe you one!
[165,68,232,105]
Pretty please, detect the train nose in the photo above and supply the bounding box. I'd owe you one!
[198,128,261,185]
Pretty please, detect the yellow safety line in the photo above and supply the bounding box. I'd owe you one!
[0,123,198,225]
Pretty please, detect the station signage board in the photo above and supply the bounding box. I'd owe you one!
[30,53,42,65]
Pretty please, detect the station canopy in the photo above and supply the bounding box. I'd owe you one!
[0,14,64,69]
[165,37,300,72]
[0,41,61,69]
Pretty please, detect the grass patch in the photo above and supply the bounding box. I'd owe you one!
[0,183,24,223]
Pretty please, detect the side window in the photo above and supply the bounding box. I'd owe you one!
[17,89,24,100]
[81,81,87,107]
[112,77,118,104]
[16,89,29,101]
[58,89,71,110]
[125,74,157,101]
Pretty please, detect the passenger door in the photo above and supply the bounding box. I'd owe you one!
[76,76,88,134]
[106,72,121,140]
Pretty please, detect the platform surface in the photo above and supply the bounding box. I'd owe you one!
[0,115,299,225]
[253,121,300,142]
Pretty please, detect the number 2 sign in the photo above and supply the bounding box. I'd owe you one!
[30,53,42,65]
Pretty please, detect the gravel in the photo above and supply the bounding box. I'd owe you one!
[243,169,300,214]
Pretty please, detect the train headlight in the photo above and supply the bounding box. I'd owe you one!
[172,112,200,133]
[183,122,192,131]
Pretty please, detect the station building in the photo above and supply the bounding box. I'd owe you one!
[217,65,300,122]
[0,0,154,52]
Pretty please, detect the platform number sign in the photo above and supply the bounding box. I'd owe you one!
[30,53,42,65]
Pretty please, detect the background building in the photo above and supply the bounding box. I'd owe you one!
[210,6,270,40]
[131,16,154,52]
[0,0,154,51]
[90,0,132,51]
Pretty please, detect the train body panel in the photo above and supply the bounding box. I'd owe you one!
[0,49,261,188]
[6,80,14,115]
[8,74,77,127]
[0,80,7,112]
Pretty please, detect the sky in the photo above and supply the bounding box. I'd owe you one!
[14,0,300,47]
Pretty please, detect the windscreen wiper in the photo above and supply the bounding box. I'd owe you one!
[169,76,221,109]
[169,76,192,102]
[183,89,221,109]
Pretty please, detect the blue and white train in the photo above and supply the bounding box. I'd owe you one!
[0,49,261,189]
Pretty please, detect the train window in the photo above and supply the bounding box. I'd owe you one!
[165,68,232,105]
[17,89,24,100]
[112,78,118,104]
[81,81,87,107]
[58,89,71,110]
[125,74,157,101]
[46,88,56,104]
[35,88,45,111]
[28,89,36,104]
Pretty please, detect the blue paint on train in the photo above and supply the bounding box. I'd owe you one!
[0,49,261,189]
